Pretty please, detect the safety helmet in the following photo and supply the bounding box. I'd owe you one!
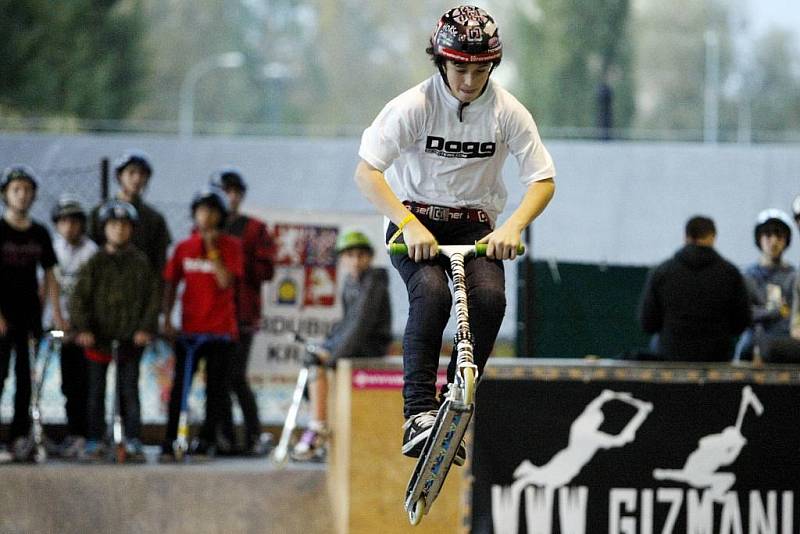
[51,195,87,223]
[430,6,503,64]
[191,186,229,225]
[114,150,153,178]
[1,164,39,193]
[792,194,800,220]
[754,208,793,249]
[98,199,139,226]
[210,167,247,193]
[335,230,373,254]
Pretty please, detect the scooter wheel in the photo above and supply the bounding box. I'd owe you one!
[408,498,425,526]
[33,445,47,464]
[463,367,476,405]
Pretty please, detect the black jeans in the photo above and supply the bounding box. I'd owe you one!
[87,345,143,441]
[388,217,506,419]
[0,330,33,441]
[222,327,261,446]
[165,337,233,445]
[60,341,88,437]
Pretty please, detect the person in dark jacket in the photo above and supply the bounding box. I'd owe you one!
[212,168,275,455]
[638,216,751,361]
[71,200,160,459]
[88,151,171,279]
[291,230,392,461]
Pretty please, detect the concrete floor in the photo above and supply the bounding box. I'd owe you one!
[0,458,332,534]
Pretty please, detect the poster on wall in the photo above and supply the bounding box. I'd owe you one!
[471,371,800,534]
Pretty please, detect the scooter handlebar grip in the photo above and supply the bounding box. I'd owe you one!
[388,243,408,255]
[474,243,526,257]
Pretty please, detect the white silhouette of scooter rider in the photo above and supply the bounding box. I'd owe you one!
[653,385,763,501]
[514,389,653,490]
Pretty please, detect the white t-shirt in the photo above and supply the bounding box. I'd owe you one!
[52,235,98,322]
[359,74,555,224]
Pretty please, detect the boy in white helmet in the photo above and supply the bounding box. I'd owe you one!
[354,5,555,464]
[736,209,798,361]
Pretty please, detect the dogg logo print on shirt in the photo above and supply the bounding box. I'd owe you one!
[472,379,799,534]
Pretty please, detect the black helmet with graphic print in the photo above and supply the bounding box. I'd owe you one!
[1,164,39,193]
[210,167,247,193]
[98,199,139,226]
[114,150,153,179]
[430,5,502,64]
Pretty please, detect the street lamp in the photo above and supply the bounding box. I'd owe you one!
[178,51,246,139]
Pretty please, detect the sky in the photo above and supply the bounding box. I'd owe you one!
[748,0,800,44]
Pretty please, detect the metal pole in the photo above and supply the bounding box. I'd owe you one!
[101,157,109,201]
[703,30,720,143]
[516,226,536,357]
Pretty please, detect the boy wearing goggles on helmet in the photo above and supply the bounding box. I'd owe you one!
[355,6,555,462]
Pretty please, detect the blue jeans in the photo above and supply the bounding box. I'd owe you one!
[387,217,506,419]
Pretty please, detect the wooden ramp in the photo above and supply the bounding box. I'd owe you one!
[0,459,331,534]
[329,358,469,534]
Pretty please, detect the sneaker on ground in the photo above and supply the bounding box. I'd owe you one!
[0,446,13,464]
[83,439,105,458]
[126,438,144,457]
[291,427,328,461]
[249,432,274,457]
[60,435,86,459]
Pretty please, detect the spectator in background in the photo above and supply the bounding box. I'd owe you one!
[292,230,391,462]
[70,201,159,460]
[49,196,98,457]
[211,168,274,456]
[0,166,66,462]
[89,151,171,277]
[736,209,798,362]
[162,188,243,459]
[785,195,800,361]
[638,216,750,361]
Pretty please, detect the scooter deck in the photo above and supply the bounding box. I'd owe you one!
[404,398,473,516]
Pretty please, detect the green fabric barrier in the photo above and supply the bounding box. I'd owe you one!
[525,260,651,358]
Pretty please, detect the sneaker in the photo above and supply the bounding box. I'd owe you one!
[291,427,328,461]
[83,439,105,459]
[0,446,13,464]
[189,438,215,458]
[60,435,86,459]
[402,410,438,459]
[402,410,468,467]
[126,438,144,459]
[248,432,274,457]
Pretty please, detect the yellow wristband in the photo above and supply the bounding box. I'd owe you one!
[388,213,416,245]
[397,213,415,231]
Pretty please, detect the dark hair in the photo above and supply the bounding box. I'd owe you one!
[685,216,716,240]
